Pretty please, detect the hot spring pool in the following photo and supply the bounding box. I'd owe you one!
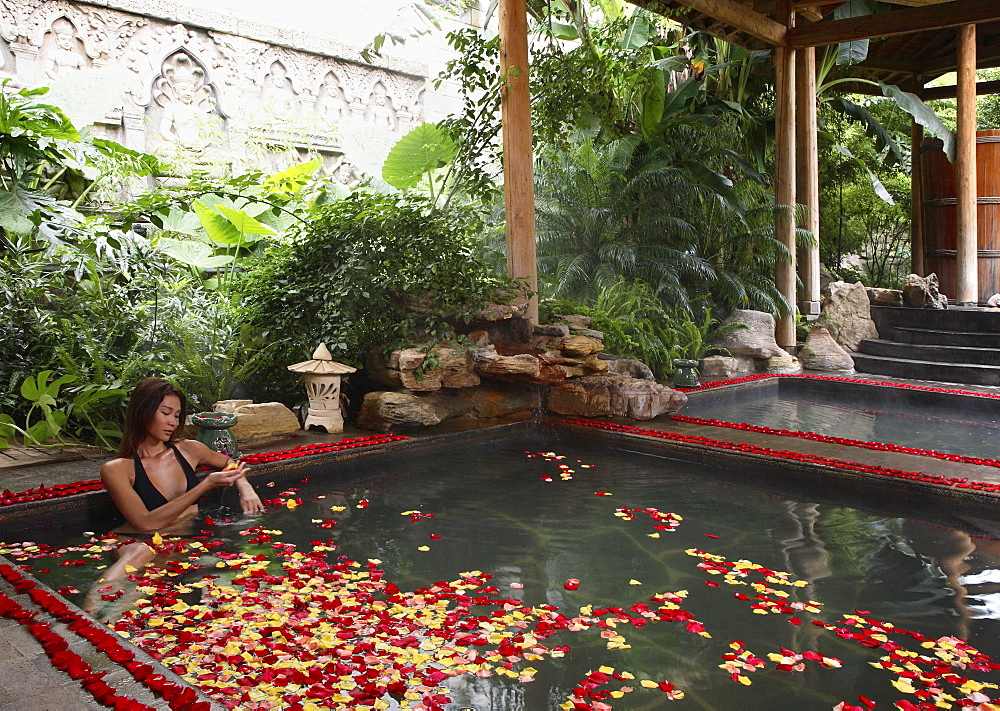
[682,376,1000,460]
[3,426,1000,710]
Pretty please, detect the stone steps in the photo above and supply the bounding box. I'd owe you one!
[890,326,1000,348]
[851,351,1000,386]
[861,338,1000,366]
[853,305,1000,386]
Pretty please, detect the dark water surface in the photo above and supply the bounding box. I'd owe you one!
[683,384,1000,460]
[8,431,1000,709]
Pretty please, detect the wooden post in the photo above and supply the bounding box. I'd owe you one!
[774,5,797,348]
[910,120,925,275]
[796,45,820,314]
[499,0,538,323]
[955,23,978,304]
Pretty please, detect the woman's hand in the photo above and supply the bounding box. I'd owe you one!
[228,460,264,514]
[239,487,265,514]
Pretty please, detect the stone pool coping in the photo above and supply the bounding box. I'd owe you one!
[0,563,221,709]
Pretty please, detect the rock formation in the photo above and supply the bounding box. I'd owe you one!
[706,309,799,374]
[798,325,855,372]
[212,400,300,443]
[902,273,948,309]
[359,306,686,430]
[821,281,879,352]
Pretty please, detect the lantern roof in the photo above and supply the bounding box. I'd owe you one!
[287,343,358,374]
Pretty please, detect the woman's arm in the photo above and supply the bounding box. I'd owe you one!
[100,458,244,532]
[180,440,264,514]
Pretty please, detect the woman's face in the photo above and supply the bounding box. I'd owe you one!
[147,394,181,442]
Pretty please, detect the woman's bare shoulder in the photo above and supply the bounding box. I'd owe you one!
[174,438,210,455]
[100,456,133,479]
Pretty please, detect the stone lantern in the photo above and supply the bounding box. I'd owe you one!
[287,343,357,433]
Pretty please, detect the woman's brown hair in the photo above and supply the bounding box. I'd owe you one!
[116,378,187,458]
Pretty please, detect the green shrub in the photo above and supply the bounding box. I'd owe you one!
[540,281,741,380]
[540,281,680,379]
[239,192,524,401]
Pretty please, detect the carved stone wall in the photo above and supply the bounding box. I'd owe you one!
[0,0,440,180]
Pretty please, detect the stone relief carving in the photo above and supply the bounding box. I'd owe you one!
[259,60,299,115]
[150,51,221,150]
[314,70,349,120]
[1,0,429,173]
[42,16,90,79]
[332,159,364,186]
[365,81,396,130]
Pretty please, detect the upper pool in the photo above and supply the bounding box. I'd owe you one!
[681,376,1000,460]
[3,424,1000,710]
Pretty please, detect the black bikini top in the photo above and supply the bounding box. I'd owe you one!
[132,441,200,510]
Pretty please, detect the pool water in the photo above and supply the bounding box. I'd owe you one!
[683,382,1000,460]
[5,431,1000,710]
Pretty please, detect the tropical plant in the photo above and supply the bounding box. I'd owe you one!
[542,281,680,379]
[534,131,790,314]
[239,192,526,401]
[540,281,744,379]
[382,122,458,198]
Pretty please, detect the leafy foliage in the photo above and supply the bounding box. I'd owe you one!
[540,281,740,380]
[240,193,525,401]
[534,132,789,315]
[382,122,458,195]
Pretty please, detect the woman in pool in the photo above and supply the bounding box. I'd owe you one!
[100,377,263,580]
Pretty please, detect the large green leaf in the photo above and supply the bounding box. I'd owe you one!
[158,237,235,269]
[213,204,278,237]
[620,9,652,50]
[640,68,666,141]
[881,82,955,162]
[46,66,129,129]
[831,97,905,165]
[538,21,580,41]
[834,0,873,66]
[382,122,457,190]
[659,76,701,119]
[0,188,35,235]
[193,201,274,246]
[193,201,240,245]
[835,144,896,206]
[649,55,690,73]
[263,158,323,195]
[0,414,14,449]
[20,371,76,405]
[158,206,205,236]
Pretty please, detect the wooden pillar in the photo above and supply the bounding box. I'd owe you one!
[795,45,820,314]
[499,0,538,323]
[774,8,797,348]
[910,121,925,275]
[955,23,978,304]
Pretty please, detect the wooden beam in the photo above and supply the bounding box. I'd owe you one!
[498,0,538,323]
[796,46,821,308]
[775,2,797,347]
[890,35,1000,77]
[639,0,787,46]
[878,0,955,5]
[922,79,1000,100]
[788,0,1000,48]
[910,121,925,275]
[955,23,978,304]
[855,56,924,75]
